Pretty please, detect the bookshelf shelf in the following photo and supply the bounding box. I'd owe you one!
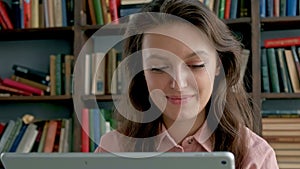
[261,16,300,31]
[81,94,121,101]
[223,17,251,25]
[0,27,74,41]
[261,93,300,99]
[0,95,72,101]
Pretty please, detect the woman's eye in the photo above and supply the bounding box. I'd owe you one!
[188,64,205,69]
[149,66,169,73]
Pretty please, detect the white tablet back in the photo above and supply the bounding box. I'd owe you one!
[1,152,235,169]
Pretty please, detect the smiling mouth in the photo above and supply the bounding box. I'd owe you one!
[166,95,195,105]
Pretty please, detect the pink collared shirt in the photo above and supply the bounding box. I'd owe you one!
[95,123,279,169]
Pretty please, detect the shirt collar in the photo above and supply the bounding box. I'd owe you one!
[156,121,213,152]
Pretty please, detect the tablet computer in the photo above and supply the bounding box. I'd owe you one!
[1,152,235,169]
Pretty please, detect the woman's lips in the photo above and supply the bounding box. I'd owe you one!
[166,95,194,105]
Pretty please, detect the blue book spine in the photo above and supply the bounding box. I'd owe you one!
[9,124,28,152]
[230,0,238,19]
[260,0,266,17]
[93,109,101,148]
[287,0,297,16]
[266,0,273,17]
[61,0,67,27]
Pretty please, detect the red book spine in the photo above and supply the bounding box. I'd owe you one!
[2,78,44,96]
[23,0,31,28]
[0,1,14,29]
[0,84,32,96]
[264,37,300,48]
[81,108,89,152]
[109,0,120,23]
[0,14,8,29]
[224,0,231,19]
[43,120,58,152]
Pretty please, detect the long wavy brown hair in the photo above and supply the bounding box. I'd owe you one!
[114,0,256,168]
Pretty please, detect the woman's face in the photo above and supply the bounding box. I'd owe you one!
[142,23,220,123]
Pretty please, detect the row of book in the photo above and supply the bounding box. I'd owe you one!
[0,115,72,153]
[260,0,300,18]
[200,0,250,19]
[81,108,116,152]
[262,116,300,169]
[261,46,300,93]
[84,49,122,95]
[0,54,74,96]
[0,0,74,30]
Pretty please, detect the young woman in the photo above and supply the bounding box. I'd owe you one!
[95,0,279,168]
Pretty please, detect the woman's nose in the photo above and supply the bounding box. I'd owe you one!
[170,66,189,90]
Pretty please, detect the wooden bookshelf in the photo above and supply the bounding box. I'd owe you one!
[0,1,300,168]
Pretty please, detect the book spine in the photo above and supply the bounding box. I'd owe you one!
[276,48,291,93]
[218,0,225,19]
[23,0,31,28]
[229,0,237,19]
[0,84,32,96]
[9,124,28,152]
[287,0,297,16]
[284,49,300,92]
[264,36,300,48]
[109,0,120,23]
[94,0,104,25]
[266,0,273,17]
[2,78,44,96]
[43,120,58,152]
[280,0,287,16]
[12,0,21,29]
[266,48,280,93]
[224,0,231,19]
[11,75,50,92]
[81,108,89,152]
[12,64,50,85]
[291,46,300,80]
[0,120,15,153]
[0,1,14,29]
[31,0,39,28]
[261,48,270,92]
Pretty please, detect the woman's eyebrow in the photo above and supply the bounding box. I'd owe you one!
[185,50,209,59]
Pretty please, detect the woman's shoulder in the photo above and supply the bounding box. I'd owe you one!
[242,127,279,169]
[95,130,133,152]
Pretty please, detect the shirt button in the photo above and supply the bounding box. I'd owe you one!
[187,139,194,144]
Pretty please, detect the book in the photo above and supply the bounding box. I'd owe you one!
[0,84,32,96]
[15,123,38,153]
[0,1,14,29]
[88,0,96,25]
[2,119,23,152]
[12,0,21,28]
[218,0,225,19]
[12,64,50,85]
[266,0,273,17]
[43,120,58,152]
[287,0,297,16]
[276,48,292,93]
[52,120,62,152]
[64,55,74,95]
[262,130,300,136]
[23,0,31,28]
[229,0,238,19]
[264,36,300,48]
[291,46,300,80]
[280,0,287,16]
[93,0,104,25]
[37,121,49,152]
[91,52,106,95]
[31,0,39,28]
[50,54,57,95]
[284,49,300,93]
[109,0,121,23]
[261,48,270,92]
[53,0,63,27]
[30,121,46,152]
[0,120,15,153]
[224,0,231,19]
[2,78,44,96]
[9,123,28,152]
[81,108,89,152]
[11,75,50,92]
[266,48,280,93]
